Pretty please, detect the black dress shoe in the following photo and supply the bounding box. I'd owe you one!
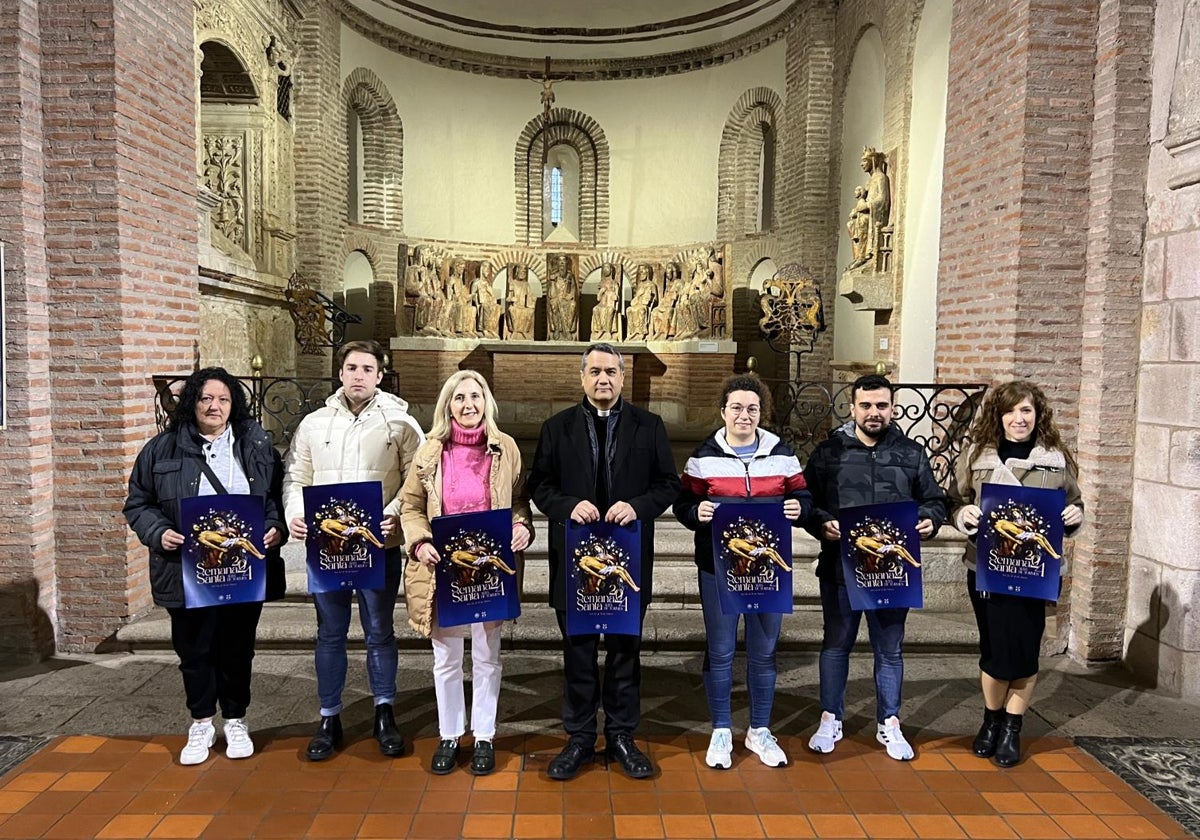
[606,733,654,779]
[305,714,342,762]
[546,740,595,781]
[374,703,406,757]
[431,739,458,775]
[472,740,495,775]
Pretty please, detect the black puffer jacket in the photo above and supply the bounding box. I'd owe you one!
[124,419,287,608]
[803,422,948,581]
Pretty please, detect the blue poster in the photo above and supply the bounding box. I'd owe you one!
[565,521,642,636]
[839,501,923,610]
[431,509,520,627]
[303,481,387,594]
[180,494,266,608]
[976,483,1066,601]
[711,502,793,615]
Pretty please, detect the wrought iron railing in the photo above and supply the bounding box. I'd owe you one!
[153,374,403,448]
[770,382,988,485]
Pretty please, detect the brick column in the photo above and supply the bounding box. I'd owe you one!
[40,0,198,649]
[0,0,57,663]
[294,0,344,378]
[938,0,1098,434]
[1070,0,1153,662]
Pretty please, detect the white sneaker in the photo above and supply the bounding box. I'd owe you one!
[705,728,733,769]
[877,716,914,761]
[744,727,787,767]
[808,712,843,754]
[180,720,215,765]
[223,718,255,760]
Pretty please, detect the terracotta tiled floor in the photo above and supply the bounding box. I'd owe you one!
[0,732,1189,839]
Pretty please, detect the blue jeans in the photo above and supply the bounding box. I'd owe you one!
[817,578,907,723]
[698,569,783,729]
[313,547,402,716]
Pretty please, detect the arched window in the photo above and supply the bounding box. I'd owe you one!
[717,87,783,239]
[515,109,609,247]
[758,122,776,231]
[341,68,403,230]
[543,144,580,239]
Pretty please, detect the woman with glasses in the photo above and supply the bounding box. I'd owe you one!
[672,373,811,769]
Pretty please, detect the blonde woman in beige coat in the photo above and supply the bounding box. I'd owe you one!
[400,370,533,776]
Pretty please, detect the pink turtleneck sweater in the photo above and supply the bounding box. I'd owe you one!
[441,420,492,515]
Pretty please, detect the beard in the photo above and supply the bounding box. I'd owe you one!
[856,420,888,440]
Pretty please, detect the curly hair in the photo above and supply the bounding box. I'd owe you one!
[719,373,774,427]
[171,367,252,431]
[966,380,1077,472]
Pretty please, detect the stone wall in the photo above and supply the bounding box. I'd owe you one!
[1128,0,1200,695]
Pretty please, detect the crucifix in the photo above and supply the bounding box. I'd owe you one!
[530,56,567,164]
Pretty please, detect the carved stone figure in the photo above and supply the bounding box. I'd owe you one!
[847,185,871,266]
[446,259,475,336]
[546,253,579,341]
[625,263,657,341]
[848,147,892,270]
[590,263,622,341]
[649,262,681,341]
[504,264,535,340]
[414,251,447,336]
[472,262,502,339]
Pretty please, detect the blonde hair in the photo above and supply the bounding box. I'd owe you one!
[427,369,501,442]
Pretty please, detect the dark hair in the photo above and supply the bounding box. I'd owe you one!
[851,373,893,401]
[720,373,774,425]
[580,343,625,372]
[967,380,1078,473]
[336,339,385,369]
[171,367,251,430]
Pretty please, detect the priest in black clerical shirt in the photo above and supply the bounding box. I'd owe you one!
[527,342,679,781]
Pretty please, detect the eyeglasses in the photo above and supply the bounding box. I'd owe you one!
[724,404,760,417]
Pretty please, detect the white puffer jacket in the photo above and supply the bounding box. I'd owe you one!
[283,388,425,548]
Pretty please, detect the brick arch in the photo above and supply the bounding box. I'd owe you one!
[342,68,403,230]
[514,108,609,247]
[717,87,784,239]
[342,233,382,272]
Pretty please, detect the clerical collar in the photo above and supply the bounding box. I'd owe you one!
[583,397,622,418]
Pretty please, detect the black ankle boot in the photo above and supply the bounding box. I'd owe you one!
[972,707,1004,757]
[306,714,342,762]
[994,712,1023,767]
[374,703,405,757]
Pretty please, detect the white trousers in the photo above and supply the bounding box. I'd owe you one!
[431,620,503,740]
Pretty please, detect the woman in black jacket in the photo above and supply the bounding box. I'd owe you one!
[124,368,285,766]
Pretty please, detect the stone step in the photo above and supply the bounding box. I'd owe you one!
[114,598,983,653]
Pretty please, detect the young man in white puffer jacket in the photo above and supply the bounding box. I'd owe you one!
[284,340,424,761]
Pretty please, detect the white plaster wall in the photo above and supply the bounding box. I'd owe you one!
[898,0,950,382]
[340,27,786,246]
[834,27,884,363]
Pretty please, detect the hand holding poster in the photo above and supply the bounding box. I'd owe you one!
[565,520,642,636]
[976,483,1066,601]
[431,509,521,627]
[839,500,923,611]
[181,494,267,608]
[303,481,387,593]
[711,502,793,615]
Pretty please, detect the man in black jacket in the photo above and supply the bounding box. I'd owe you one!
[802,374,947,761]
[527,343,680,780]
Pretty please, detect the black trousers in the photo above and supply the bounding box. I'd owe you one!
[555,609,643,744]
[167,601,264,720]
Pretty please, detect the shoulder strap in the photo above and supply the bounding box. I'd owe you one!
[195,457,230,495]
